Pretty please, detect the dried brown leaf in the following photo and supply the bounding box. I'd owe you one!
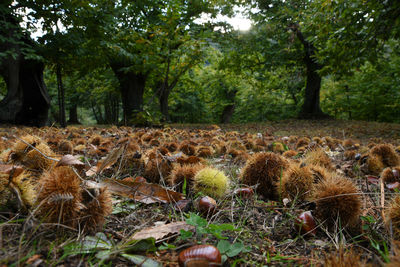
[56,154,84,168]
[0,164,24,179]
[99,179,185,204]
[130,221,194,241]
[96,145,126,174]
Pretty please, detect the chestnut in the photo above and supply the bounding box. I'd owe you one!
[178,244,221,267]
[234,187,254,199]
[295,211,316,236]
[198,196,217,215]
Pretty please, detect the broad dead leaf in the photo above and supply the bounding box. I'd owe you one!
[85,166,98,176]
[367,175,380,185]
[0,164,24,179]
[56,154,85,168]
[386,182,400,190]
[130,221,194,241]
[98,179,184,204]
[96,145,126,174]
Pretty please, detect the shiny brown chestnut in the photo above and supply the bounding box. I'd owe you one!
[295,211,316,236]
[198,196,217,215]
[178,244,222,267]
[234,187,254,199]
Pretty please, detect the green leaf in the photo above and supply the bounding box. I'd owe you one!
[158,242,176,250]
[121,254,162,267]
[186,212,207,227]
[179,229,193,240]
[226,242,245,258]
[95,250,113,261]
[124,238,157,253]
[81,233,113,252]
[217,240,231,254]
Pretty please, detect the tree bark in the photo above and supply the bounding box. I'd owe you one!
[56,64,66,127]
[0,11,49,126]
[158,89,170,122]
[0,55,50,126]
[110,64,147,125]
[68,104,80,124]
[104,93,119,124]
[220,89,237,124]
[292,26,329,119]
[221,104,235,123]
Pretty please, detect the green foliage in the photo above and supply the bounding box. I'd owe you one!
[0,77,6,100]
[181,212,241,241]
[64,232,161,266]
[360,216,390,263]
[321,41,400,122]
[179,212,250,262]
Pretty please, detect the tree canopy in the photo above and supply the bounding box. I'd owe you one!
[1,0,399,126]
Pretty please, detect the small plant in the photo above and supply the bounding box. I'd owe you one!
[178,213,250,263]
[361,215,390,263]
[63,232,161,266]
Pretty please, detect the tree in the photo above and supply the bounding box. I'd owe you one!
[245,0,330,118]
[0,2,50,126]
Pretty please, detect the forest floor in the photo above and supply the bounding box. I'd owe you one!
[1,119,400,266]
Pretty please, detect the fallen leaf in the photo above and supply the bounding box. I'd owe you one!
[26,254,43,265]
[86,179,185,204]
[386,182,400,190]
[0,164,24,179]
[56,154,85,168]
[130,221,194,241]
[367,175,380,185]
[173,199,191,211]
[85,166,98,176]
[96,145,126,174]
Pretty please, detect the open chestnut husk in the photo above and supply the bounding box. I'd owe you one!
[295,211,316,236]
[198,196,217,215]
[234,187,254,199]
[178,244,222,267]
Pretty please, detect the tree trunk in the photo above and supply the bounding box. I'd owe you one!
[221,104,235,123]
[0,56,50,126]
[110,64,147,125]
[0,11,50,126]
[56,64,66,127]
[158,89,170,122]
[220,89,237,123]
[292,26,329,119]
[104,93,119,124]
[68,104,80,124]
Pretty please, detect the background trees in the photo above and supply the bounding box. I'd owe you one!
[1,0,399,126]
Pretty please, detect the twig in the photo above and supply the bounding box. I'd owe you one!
[380,177,385,219]
[13,135,59,162]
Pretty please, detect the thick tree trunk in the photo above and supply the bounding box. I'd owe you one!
[292,26,329,119]
[0,56,50,126]
[0,12,49,126]
[110,64,146,125]
[221,104,235,123]
[299,58,324,118]
[220,89,237,124]
[104,94,119,124]
[56,64,66,127]
[158,90,170,122]
[68,104,80,124]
